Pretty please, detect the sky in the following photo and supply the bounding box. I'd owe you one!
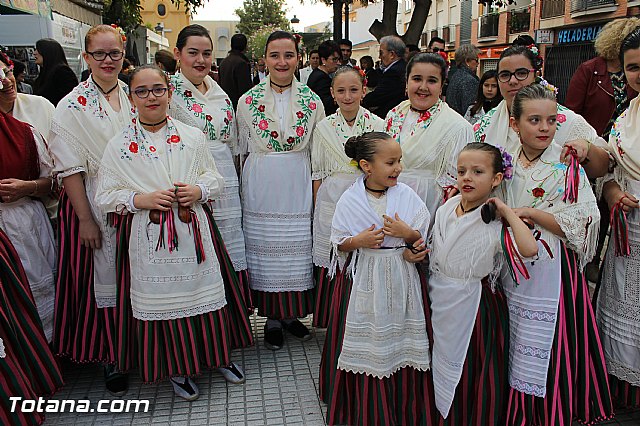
[193,0,334,30]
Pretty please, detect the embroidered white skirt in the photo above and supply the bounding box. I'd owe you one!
[0,197,56,342]
[399,168,441,228]
[597,179,640,386]
[242,151,314,293]
[313,172,359,268]
[338,248,430,379]
[207,140,247,271]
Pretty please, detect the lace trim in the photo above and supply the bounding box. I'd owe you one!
[132,298,227,321]
[0,338,5,358]
[514,343,550,360]
[244,210,312,220]
[249,275,314,292]
[606,358,640,387]
[510,377,546,397]
[56,166,86,180]
[245,242,312,257]
[508,304,557,322]
[338,360,430,379]
[51,121,101,175]
[95,296,117,308]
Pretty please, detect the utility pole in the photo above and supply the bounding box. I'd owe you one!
[333,0,343,41]
[344,0,350,40]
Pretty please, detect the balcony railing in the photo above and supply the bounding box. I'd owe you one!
[570,0,616,13]
[541,0,565,17]
[509,8,531,34]
[479,13,500,39]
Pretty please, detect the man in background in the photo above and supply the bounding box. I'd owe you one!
[219,33,253,109]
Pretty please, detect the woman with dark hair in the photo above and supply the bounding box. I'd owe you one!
[33,38,78,106]
[169,24,253,384]
[236,30,325,351]
[155,49,177,74]
[359,55,380,89]
[474,44,609,178]
[596,27,640,409]
[384,53,473,222]
[463,69,502,124]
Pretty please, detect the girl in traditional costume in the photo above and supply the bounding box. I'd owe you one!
[311,66,385,331]
[169,24,252,384]
[49,24,131,395]
[596,28,640,409]
[236,31,325,350]
[384,53,473,220]
[95,65,236,401]
[428,143,537,425]
[0,75,56,343]
[0,229,64,426]
[474,44,610,179]
[325,131,432,425]
[501,84,613,424]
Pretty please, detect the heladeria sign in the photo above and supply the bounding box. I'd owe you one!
[557,25,603,44]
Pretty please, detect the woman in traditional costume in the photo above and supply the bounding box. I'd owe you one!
[474,44,610,179]
[384,53,473,220]
[0,68,57,343]
[49,24,131,395]
[169,24,252,383]
[325,131,431,425]
[236,31,325,350]
[428,143,537,425]
[500,84,613,425]
[96,65,235,401]
[596,28,640,409]
[311,66,385,331]
[0,229,64,426]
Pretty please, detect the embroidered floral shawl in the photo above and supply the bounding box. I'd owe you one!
[609,97,640,185]
[311,106,385,180]
[474,99,606,156]
[169,73,238,153]
[236,75,325,154]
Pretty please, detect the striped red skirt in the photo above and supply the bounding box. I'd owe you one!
[322,259,434,425]
[203,205,254,349]
[505,244,614,425]
[52,190,118,364]
[114,213,236,383]
[252,288,315,319]
[609,375,640,409]
[429,281,510,425]
[0,229,64,426]
[312,266,335,328]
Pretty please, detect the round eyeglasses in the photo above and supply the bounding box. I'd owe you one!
[85,50,124,61]
[497,68,536,83]
[133,87,169,99]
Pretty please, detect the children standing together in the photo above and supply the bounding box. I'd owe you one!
[2,23,640,425]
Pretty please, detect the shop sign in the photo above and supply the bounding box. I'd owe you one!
[557,25,603,44]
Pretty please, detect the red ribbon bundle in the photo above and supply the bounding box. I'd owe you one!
[156,208,179,253]
[442,185,457,203]
[562,147,580,204]
[501,221,530,285]
[611,199,630,257]
[188,209,206,264]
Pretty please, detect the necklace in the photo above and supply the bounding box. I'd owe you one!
[410,105,428,114]
[139,117,168,128]
[344,114,357,124]
[364,178,387,195]
[520,149,544,165]
[459,202,481,214]
[270,80,293,93]
[94,80,119,101]
[193,80,203,87]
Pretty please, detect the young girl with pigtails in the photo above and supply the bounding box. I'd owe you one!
[323,131,432,425]
[499,84,613,425]
[428,142,538,425]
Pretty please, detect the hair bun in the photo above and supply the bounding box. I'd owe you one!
[344,135,360,159]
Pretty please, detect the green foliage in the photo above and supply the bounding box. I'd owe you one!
[235,0,292,36]
[247,24,281,60]
[102,0,142,32]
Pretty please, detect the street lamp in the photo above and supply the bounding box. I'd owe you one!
[290,15,300,25]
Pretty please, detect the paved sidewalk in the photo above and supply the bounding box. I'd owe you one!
[42,314,640,426]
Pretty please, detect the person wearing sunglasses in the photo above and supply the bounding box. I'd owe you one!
[474,44,610,180]
[49,24,132,397]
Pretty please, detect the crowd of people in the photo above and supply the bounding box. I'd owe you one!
[1,17,640,426]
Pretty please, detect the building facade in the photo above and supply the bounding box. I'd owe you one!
[191,20,238,65]
[140,0,190,50]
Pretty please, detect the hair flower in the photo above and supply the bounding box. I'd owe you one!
[538,77,558,96]
[496,145,514,180]
[110,24,127,42]
[349,159,359,168]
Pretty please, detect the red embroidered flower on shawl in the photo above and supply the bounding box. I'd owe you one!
[191,104,203,113]
[129,142,138,153]
[557,114,566,124]
[258,105,266,112]
[296,126,305,137]
[259,120,269,130]
[532,187,545,198]
[270,130,279,138]
[245,96,253,104]
[309,102,317,110]
[149,146,156,152]
[296,111,304,118]
[473,123,481,132]
[206,115,212,121]
[227,110,233,120]
[417,111,431,123]
[287,137,295,144]
[184,90,192,98]
[78,96,87,106]
[169,135,181,144]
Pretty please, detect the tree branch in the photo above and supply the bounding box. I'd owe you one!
[402,0,431,45]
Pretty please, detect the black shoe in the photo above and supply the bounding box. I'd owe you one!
[264,323,284,350]
[282,319,312,341]
[104,365,128,397]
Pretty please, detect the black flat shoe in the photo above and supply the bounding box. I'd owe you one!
[282,319,311,341]
[104,365,128,397]
[264,324,284,350]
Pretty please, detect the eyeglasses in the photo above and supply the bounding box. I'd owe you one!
[86,50,124,61]
[497,68,536,83]
[431,47,440,53]
[133,87,169,99]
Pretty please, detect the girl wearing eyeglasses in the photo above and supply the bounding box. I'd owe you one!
[473,44,610,179]
[95,65,235,402]
[49,24,132,396]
